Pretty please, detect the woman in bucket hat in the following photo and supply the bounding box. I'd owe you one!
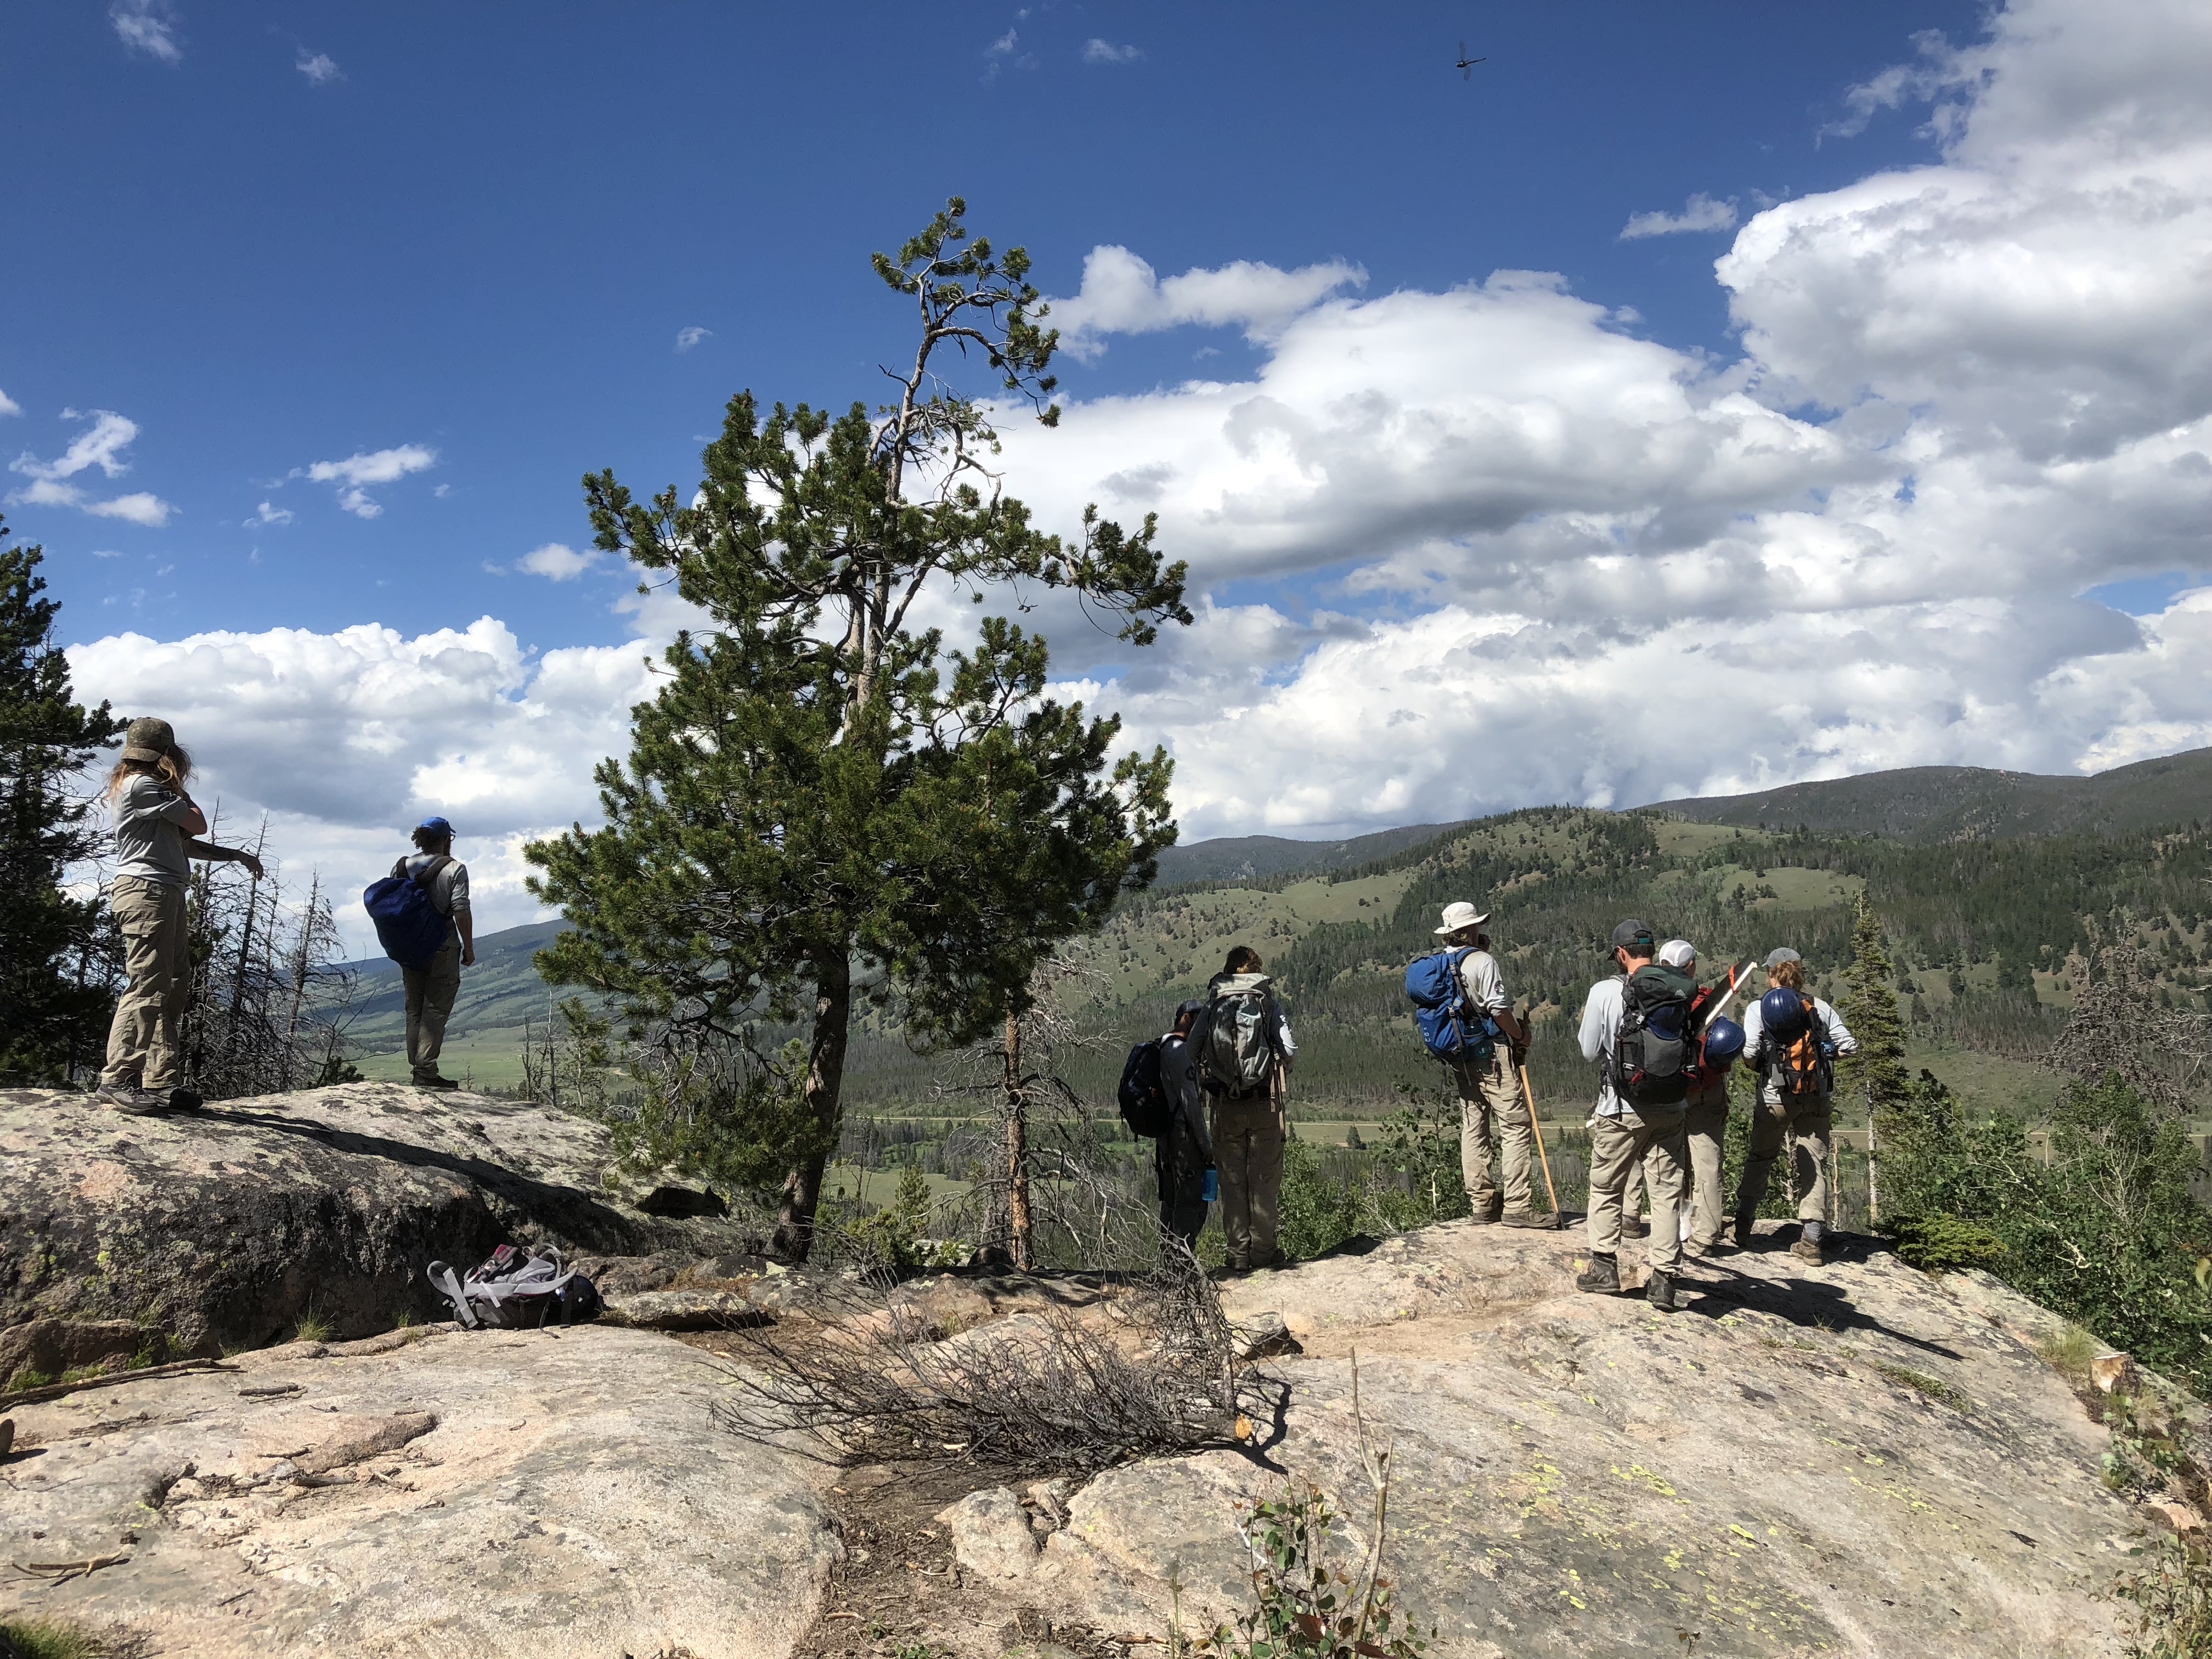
[1434,901,1545,1226]
[98,717,264,1114]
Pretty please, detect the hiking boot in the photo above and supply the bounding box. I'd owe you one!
[95,1081,165,1115]
[1575,1252,1621,1295]
[166,1087,204,1113]
[1469,1197,1503,1225]
[1791,1220,1825,1266]
[1501,1209,1555,1229]
[1683,1236,1718,1259]
[1645,1268,1683,1313]
[413,1075,461,1092]
[1731,1210,1757,1250]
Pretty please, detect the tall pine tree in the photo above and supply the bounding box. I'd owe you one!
[1837,889,1910,1120]
[526,201,1189,1260]
[0,520,124,1084]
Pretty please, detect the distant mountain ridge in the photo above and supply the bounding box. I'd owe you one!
[1650,746,2212,842]
[1150,820,1472,887]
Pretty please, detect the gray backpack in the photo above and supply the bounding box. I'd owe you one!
[427,1245,600,1330]
[1197,984,1280,1098]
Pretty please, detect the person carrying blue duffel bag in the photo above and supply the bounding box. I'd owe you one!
[362,816,475,1091]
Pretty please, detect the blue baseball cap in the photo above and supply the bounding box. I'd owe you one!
[417,816,455,837]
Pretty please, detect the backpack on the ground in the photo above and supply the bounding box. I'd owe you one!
[363,854,453,970]
[1764,992,1835,1095]
[1196,984,1280,1098]
[1118,1039,1170,1138]
[1610,962,1698,1108]
[1404,948,1500,1065]
[426,1244,601,1330]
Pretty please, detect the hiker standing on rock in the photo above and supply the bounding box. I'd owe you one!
[1198,946,1296,1273]
[98,717,264,1114]
[1155,999,1216,1251]
[1430,902,1544,1228]
[1735,947,1857,1266]
[1658,939,1747,1259]
[393,817,475,1092]
[1574,919,1694,1312]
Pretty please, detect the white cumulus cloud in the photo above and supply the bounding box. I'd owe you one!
[515,543,599,580]
[1048,246,1367,360]
[1083,39,1142,65]
[0,389,20,418]
[675,325,712,352]
[110,0,180,63]
[252,500,294,526]
[1620,193,1740,239]
[300,444,438,518]
[66,618,660,946]
[58,0,2212,882]
[296,49,342,85]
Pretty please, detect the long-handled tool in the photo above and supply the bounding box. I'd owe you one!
[1519,1058,1564,1226]
[1700,957,1756,1028]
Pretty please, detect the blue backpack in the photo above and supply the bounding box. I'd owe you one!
[363,855,452,970]
[1405,948,1500,1064]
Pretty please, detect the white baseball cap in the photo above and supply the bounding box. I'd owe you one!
[1658,939,1697,969]
[1435,901,1492,936]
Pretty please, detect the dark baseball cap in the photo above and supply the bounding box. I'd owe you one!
[121,716,176,763]
[1611,918,1656,953]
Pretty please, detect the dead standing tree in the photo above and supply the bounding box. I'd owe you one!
[2046,918,2212,1113]
[932,953,1125,1268]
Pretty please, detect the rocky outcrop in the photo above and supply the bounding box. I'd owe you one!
[0,1084,752,1361]
[995,1223,2137,1656]
[0,1323,837,1658]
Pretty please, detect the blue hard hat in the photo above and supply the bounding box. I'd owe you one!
[1703,1017,1746,1063]
[1758,987,1809,1038]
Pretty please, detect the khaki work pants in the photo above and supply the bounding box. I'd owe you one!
[1736,1087,1832,1223]
[1683,1081,1731,1251]
[1587,1104,1689,1275]
[102,876,190,1091]
[1211,1089,1285,1269]
[403,941,463,1082]
[1452,1052,1534,1215]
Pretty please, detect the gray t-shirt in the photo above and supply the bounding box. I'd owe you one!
[112,773,196,885]
[399,854,471,945]
[1455,949,1510,1015]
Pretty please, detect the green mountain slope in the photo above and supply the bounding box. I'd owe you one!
[335,759,2212,1118]
[1652,746,2212,842]
[1150,821,1472,887]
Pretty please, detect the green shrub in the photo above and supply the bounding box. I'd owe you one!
[1887,1213,2007,1273]
[0,1618,106,1659]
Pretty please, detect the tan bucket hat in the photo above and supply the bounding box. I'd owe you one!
[121,716,176,763]
[1434,900,1491,936]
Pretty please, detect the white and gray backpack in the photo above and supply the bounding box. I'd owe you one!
[1198,983,1280,1098]
[427,1245,601,1330]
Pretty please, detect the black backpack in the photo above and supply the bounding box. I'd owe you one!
[1610,963,1697,1108]
[1118,1040,1170,1138]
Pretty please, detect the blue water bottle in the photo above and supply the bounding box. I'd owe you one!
[1201,1166,1220,1204]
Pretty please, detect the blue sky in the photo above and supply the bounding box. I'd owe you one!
[17,0,2212,940]
[14,0,1980,648]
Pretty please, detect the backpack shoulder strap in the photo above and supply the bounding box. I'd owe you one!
[412,854,453,889]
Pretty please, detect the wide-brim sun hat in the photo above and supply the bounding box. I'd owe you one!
[1435,901,1491,936]
[121,715,175,763]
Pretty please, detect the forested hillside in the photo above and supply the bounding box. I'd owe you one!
[1655,746,2212,842]
[341,760,2212,1121]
